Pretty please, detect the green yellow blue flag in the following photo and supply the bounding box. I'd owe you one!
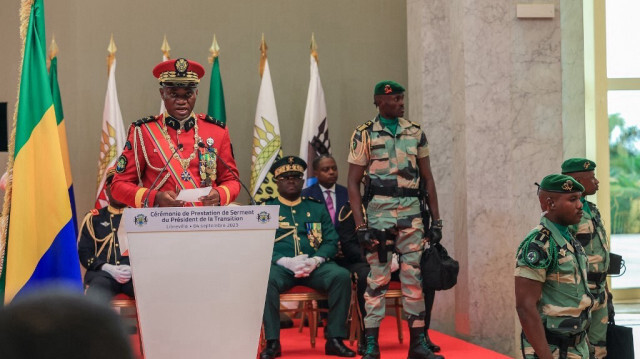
[207,35,227,124]
[49,37,78,232]
[0,0,82,303]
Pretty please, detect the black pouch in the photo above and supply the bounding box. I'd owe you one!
[607,319,635,358]
[608,253,623,275]
[420,243,459,291]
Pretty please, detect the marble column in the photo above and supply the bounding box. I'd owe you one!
[407,0,573,356]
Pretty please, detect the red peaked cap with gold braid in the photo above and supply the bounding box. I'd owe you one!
[153,58,205,87]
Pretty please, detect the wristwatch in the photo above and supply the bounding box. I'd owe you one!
[432,219,443,228]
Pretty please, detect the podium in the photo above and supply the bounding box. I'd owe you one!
[119,205,279,359]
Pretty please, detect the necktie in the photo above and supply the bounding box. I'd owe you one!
[325,189,335,225]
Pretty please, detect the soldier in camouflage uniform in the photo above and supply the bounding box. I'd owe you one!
[515,174,595,359]
[562,159,610,359]
[347,81,443,359]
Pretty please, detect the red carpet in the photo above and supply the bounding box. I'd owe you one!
[129,316,512,358]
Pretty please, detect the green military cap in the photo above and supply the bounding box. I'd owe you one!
[538,174,585,193]
[561,158,596,174]
[270,155,307,178]
[374,80,405,96]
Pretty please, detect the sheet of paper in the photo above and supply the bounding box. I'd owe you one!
[176,187,212,202]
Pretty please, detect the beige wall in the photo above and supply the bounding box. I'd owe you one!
[0,0,407,215]
[407,0,587,356]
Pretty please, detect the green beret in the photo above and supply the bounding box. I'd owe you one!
[374,80,405,96]
[538,174,585,193]
[561,158,596,173]
[270,155,307,178]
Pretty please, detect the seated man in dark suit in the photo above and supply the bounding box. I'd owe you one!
[301,155,348,227]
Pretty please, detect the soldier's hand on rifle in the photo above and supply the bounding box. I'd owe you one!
[357,227,378,251]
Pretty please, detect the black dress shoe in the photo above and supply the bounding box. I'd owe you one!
[260,339,281,359]
[325,338,356,357]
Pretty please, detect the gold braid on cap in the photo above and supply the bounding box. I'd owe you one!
[158,71,200,84]
[274,164,304,178]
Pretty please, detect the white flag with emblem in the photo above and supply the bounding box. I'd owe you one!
[250,36,282,202]
[299,36,330,186]
[95,36,126,209]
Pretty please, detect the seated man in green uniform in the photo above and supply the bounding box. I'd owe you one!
[562,158,610,359]
[260,156,356,359]
[515,174,595,359]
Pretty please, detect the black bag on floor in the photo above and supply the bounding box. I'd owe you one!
[420,242,459,291]
[606,318,635,359]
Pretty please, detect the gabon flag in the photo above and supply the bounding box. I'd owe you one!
[49,36,79,232]
[0,0,82,304]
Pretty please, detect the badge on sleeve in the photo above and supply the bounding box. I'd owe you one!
[116,155,128,173]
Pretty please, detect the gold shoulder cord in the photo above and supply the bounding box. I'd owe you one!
[135,126,172,190]
[135,126,165,172]
[80,212,116,264]
[349,129,370,162]
[337,207,352,222]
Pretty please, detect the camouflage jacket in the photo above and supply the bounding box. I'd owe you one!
[515,216,594,335]
[348,116,429,191]
[569,199,609,294]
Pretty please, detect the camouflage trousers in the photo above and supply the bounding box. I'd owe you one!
[521,334,590,359]
[588,289,608,359]
[364,197,425,328]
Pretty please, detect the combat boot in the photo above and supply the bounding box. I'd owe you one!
[361,327,380,359]
[407,327,444,359]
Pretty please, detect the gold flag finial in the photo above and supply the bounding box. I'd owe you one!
[161,34,171,59]
[259,33,268,78]
[107,34,116,74]
[49,35,59,60]
[47,35,58,71]
[310,33,318,63]
[208,34,220,64]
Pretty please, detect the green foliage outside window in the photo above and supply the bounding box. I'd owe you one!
[610,113,640,234]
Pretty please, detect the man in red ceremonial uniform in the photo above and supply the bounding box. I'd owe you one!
[111,58,240,207]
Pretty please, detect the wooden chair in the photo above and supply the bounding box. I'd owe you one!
[349,280,404,345]
[259,286,329,350]
[279,286,328,348]
[111,293,143,355]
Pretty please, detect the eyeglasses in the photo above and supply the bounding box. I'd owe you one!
[277,175,303,182]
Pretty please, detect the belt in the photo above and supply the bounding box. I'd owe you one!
[370,187,421,197]
[545,330,586,354]
[587,272,607,284]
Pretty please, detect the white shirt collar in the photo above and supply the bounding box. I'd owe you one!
[318,183,336,193]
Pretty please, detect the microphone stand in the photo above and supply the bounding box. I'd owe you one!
[142,143,184,208]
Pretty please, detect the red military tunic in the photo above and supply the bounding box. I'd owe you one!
[111,112,240,207]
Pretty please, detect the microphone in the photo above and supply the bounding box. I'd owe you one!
[198,142,256,205]
[142,143,184,208]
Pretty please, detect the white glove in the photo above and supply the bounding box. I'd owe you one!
[296,257,326,278]
[276,255,309,275]
[102,263,132,284]
[390,253,400,273]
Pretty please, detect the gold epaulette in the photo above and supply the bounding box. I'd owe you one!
[356,121,373,132]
